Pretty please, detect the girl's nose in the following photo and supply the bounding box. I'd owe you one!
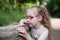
[26,19,30,23]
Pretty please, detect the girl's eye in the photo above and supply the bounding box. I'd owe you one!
[29,16,34,19]
[26,16,34,19]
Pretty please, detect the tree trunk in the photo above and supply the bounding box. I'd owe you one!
[13,0,16,9]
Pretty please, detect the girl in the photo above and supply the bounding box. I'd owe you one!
[17,6,53,40]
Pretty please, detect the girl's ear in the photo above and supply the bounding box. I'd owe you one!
[38,15,42,22]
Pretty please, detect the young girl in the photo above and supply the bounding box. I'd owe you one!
[17,6,53,40]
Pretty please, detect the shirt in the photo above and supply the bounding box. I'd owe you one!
[31,26,48,40]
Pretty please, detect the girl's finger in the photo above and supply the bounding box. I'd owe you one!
[22,24,26,27]
[19,33,23,36]
[16,27,21,31]
[17,27,24,32]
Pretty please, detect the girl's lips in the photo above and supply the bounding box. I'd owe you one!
[24,22,31,25]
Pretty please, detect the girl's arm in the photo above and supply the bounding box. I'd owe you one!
[38,29,49,40]
[25,33,33,40]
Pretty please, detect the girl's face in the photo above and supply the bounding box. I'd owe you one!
[26,8,42,27]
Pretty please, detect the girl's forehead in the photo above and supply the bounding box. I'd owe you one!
[26,8,38,16]
[26,12,35,16]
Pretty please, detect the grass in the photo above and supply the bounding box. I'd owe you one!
[0,9,26,26]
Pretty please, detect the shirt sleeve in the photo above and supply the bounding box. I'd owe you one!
[38,29,49,40]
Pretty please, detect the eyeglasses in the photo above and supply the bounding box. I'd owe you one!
[26,16,34,19]
[26,14,41,19]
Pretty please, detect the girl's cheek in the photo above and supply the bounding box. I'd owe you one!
[31,19,36,24]
[33,18,37,21]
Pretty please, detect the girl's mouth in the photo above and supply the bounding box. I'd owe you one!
[24,22,31,25]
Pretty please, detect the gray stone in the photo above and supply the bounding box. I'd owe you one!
[0,24,26,40]
[0,24,60,40]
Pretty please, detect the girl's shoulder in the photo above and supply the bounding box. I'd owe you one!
[42,26,49,33]
[38,26,48,32]
[31,25,48,33]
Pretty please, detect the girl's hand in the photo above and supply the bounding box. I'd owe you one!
[16,26,31,40]
[17,19,28,37]
[16,26,28,37]
[16,27,33,40]
[17,19,33,40]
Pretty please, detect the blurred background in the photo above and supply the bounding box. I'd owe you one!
[0,0,60,40]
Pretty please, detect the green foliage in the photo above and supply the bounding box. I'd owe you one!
[0,0,60,26]
[46,0,60,18]
[0,0,26,26]
[0,9,25,26]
